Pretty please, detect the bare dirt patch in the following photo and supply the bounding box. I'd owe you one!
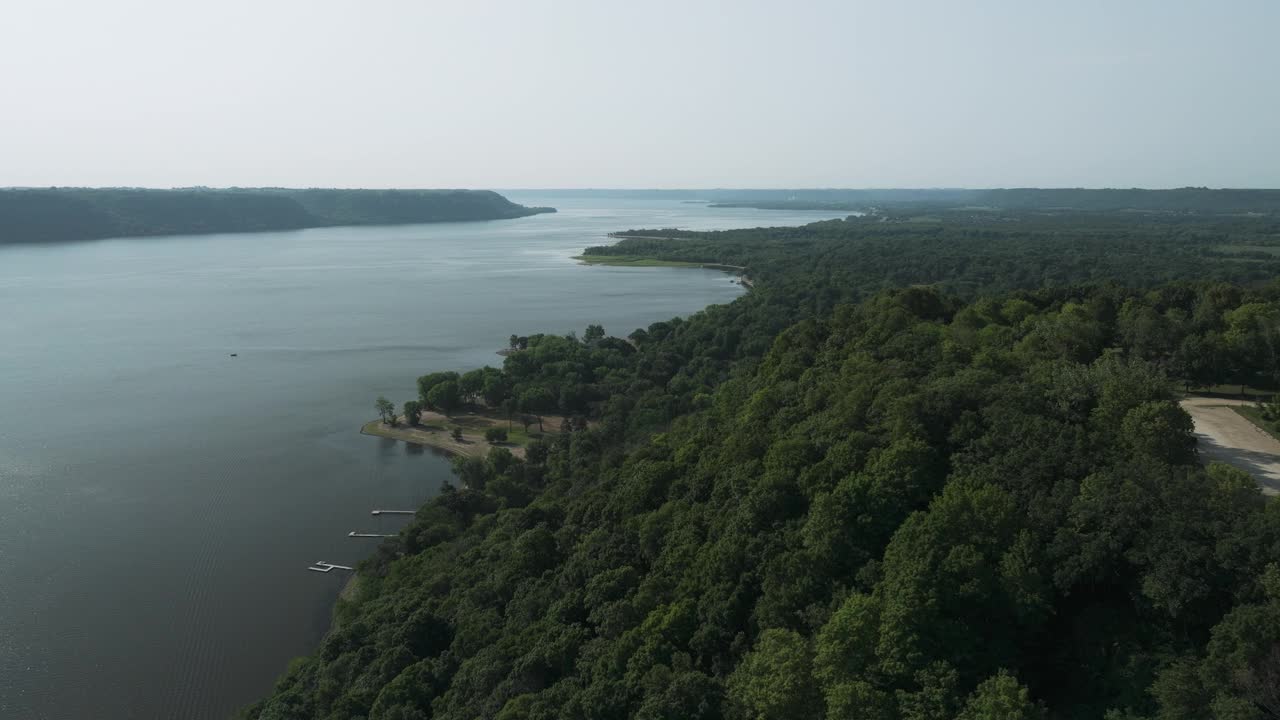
[361,406,576,460]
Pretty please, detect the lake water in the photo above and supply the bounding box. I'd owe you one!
[0,197,841,719]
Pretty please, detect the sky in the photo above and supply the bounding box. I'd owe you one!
[2,0,1278,189]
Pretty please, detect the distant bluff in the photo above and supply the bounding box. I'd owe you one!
[0,187,556,244]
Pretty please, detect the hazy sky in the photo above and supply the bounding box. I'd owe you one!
[2,0,1277,189]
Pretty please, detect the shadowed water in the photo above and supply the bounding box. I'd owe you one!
[0,197,842,719]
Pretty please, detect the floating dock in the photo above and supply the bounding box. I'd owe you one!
[307,561,354,573]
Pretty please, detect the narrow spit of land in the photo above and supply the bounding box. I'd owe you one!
[572,255,706,268]
[573,254,747,272]
[572,252,752,288]
[573,232,754,285]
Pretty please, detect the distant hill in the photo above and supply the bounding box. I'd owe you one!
[974,187,1280,213]
[503,188,977,203]
[0,188,555,244]
[511,187,1280,214]
[704,187,1280,214]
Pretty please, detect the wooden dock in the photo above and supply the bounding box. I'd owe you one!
[307,561,353,573]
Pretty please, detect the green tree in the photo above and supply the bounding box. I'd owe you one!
[956,671,1045,720]
[482,372,510,407]
[1173,331,1227,389]
[725,629,821,720]
[426,380,462,416]
[1199,564,1280,718]
[815,592,881,686]
[519,387,555,432]
[1117,298,1176,362]
[403,400,423,426]
[376,395,396,424]
[459,368,488,401]
[824,682,894,720]
[416,371,460,404]
[1225,302,1280,391]
[451,454,488,490]
[1119,400,1196,464]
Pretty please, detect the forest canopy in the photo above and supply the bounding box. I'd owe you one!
[246,211,1280,720]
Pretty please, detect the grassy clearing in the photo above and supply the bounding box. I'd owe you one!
[362,419,515,459]
[361,405,568,459]
[492,424,547,445]
[1231,405,1280,443]
[445,413,548,445]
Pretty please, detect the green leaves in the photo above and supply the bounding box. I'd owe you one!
[376,395,397,424]
[956,671,1045,720]
[426,380,462,416]
[1120,401,1196,465]
[725,629,820,720]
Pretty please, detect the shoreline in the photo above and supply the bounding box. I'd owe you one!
[339,574,360,603]
[572,255,752,287]
[361,418,527,459]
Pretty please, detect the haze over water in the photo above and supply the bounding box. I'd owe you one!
[0,197,839,720]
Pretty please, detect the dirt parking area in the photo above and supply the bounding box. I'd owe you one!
[1179,396,1280,495]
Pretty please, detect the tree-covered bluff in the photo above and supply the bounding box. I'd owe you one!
[246,213,1280,720]
[0,187,554,244]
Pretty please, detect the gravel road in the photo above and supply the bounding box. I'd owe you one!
[1180,396,1280,495]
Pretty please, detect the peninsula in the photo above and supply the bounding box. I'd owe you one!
[0,187,555,244]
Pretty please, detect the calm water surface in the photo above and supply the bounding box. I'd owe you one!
[0,197,840,719]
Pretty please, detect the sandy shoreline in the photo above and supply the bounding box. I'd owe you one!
[339,574,360,603]
[572,255,752,288]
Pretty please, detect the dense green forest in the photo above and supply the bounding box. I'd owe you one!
[246,212,1280,720]
[0,188,553,244]
[592,213,1280,300]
